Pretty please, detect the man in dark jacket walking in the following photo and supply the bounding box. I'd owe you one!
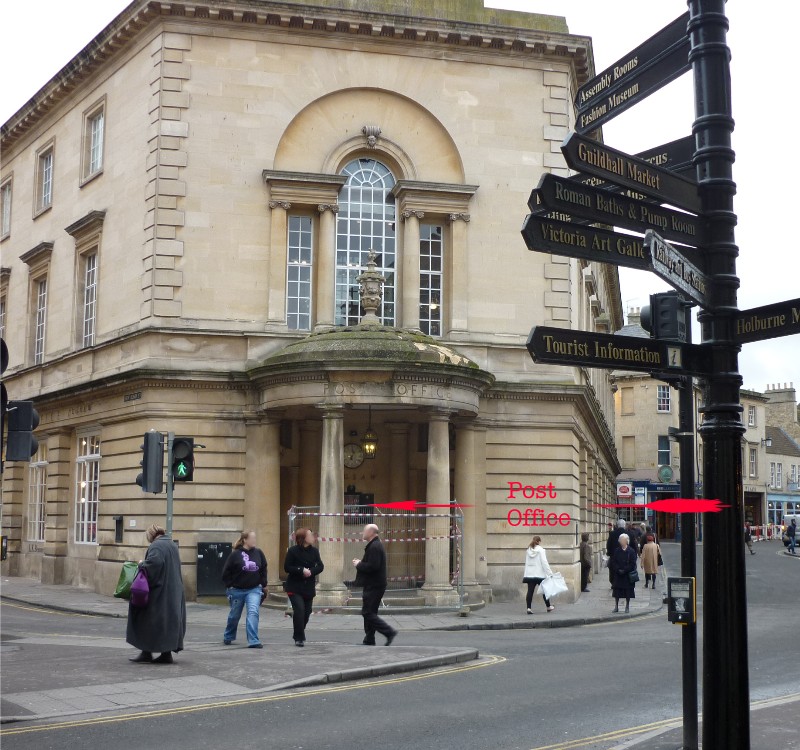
[352,524,397,646]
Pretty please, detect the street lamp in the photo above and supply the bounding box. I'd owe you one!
[760,437,772,448]
[362,405,378,459]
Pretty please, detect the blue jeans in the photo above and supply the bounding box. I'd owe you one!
[790,535,797,554]
[224,586,262,645]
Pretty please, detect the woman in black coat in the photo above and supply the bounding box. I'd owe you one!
[283,528,325,647]
[610,532,638,613]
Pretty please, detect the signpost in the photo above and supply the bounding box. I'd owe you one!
[561,132,702,214]
[732,298,800,344]
[646,230,709,307]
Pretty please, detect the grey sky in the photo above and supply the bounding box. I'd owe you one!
[2,1,797,397]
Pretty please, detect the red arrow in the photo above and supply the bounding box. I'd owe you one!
[369,501,473,511]
[594,498,729,514]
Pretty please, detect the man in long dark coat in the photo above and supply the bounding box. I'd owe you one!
[352,524,397,646]
[127,524,187,664]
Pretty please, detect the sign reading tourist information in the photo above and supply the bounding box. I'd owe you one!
[536,174,705,247]
[575,13,691,135]
[526,326,711,376]
[732,298,800,344]
[646,230,709,307]
[562,133,701,214]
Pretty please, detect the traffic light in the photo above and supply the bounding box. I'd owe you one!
[6,400,40,461]
[171,436,194,482]
[640,291,686,342]
[136,431,164,494]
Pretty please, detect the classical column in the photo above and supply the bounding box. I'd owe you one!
[315,204,338,330]
[299,420,322,504]
[422,409,459,605]
[316,405,348,605]
[244,416,282,589]
[447,213,470,336]
[401,210,423,331]
[267,201,291,328]
[386,423,410,586]
[41,429,71,584]
[454,421,481,604]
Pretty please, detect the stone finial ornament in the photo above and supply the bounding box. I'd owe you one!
[356,250,386,325]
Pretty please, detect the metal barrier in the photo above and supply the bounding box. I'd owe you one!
[288,505,464,608]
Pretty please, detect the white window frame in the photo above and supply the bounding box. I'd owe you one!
[34,141,55,215]
[28,446,48,542]
[81,98,106,183]
[749,447,757,478]
[770,462,776,488]
[776,462,782,489]
[0,294,6,340]
[657,435,671,466]
[74,433,101,544]
[286,215,313,331]
[82,252,98,347]
[747,404,756,427]
[1,175,12,239]
[657,384,671,413]
[419,223,443,337]
[790,464,797,486]
[33,277,47,365]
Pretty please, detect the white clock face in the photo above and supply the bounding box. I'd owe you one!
[344,443,365,468]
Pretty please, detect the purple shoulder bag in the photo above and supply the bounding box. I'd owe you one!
[130,567,150,607]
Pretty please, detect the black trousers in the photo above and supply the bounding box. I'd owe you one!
[287,593,313,642]
[525,579,551,608]
[361,586,395,642]
[580,563,591,592]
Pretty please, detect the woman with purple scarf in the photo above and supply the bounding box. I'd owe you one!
[222,530,268,648]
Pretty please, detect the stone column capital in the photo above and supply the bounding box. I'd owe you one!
[448,212,471,223]
[401,209,425,220]
[269,200,292,210]
[427,408,453,422]
[318,404,345,418]
[317,203,340,213]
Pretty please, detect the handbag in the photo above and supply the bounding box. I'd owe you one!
[129,567,150,607]
[113,561,139,600]
[540,572,569,599]
[657,550,664,567]
[628,568,640,584]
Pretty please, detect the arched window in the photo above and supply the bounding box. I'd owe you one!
[335,159,396,326]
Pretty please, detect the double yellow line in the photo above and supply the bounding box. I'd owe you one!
[0,654,506,736]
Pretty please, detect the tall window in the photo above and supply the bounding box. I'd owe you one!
[335,159,396,326]
[749,448,757,478]
[791,464,797,486]
[747,404,756,426]
[0,294,6,340]
[36,147,54,213]
[622,436,635,469]
[87,110,104,176]
[28,445,48,542]
[75,434,101,544]
[419,224,443,336]
[1,177,11,238]
[657,435,671,466]
[776,462,783,489]
[657,384,671,412]
[286,215,313,331]
[34,278,47,364]
[82,253,97,347]
[770,462,776,487]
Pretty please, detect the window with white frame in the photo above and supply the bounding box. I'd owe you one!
[1,177,11,238]
[82,252,97,347]
[749,448,757,478]
[770,461,776,487]
[75,434,100,544]
[286,215,313,331]
[657,435,671,466]
[0,294,6,340]
[36,145,54,213]
[33,277,47,365]
[419,224,443,336]
[85,107,105,179]
[28,445,48,542]
[657,384,671,412]
[747,404,756,426]
[335,159,396,326]
[791,464,797,486]
[776,462,783,489]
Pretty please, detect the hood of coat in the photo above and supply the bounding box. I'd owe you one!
[527,545,542,559]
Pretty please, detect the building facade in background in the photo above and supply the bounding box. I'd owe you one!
[764,384,800,526]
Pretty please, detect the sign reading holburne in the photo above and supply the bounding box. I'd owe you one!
[732,298,800,344]
[536,174,704,247]
[646,230,709,307]
[562,132,701,214]
[526,326,711,376]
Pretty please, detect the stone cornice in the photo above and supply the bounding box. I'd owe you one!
[2,1,591,150]
[263,170,348,206]
[19,241,54,267]
[392,180,478,216]
[65,210,107,240]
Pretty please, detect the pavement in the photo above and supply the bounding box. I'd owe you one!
[0,569,664,725]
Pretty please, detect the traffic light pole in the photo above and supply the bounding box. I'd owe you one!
[166,431,175,538]
[689,1,749,748]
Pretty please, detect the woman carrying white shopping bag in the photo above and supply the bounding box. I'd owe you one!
[522,535,558,614]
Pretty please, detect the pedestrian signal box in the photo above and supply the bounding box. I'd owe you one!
[667,576,696,624]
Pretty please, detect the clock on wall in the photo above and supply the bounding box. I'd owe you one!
[344,443,365,469]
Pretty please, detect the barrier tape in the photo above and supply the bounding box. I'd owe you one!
[291,511,453,518]
[317,534,461,543]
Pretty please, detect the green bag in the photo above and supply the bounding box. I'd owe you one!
[113,561,139,600]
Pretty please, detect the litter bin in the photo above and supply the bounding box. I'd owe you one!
[196,542,232,595]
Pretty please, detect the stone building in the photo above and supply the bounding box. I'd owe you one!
[764,384,800,526]
[739,388,770,527]
[0,0,621,603]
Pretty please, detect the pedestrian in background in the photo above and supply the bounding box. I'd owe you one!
[353,524,397,646]
[222,530,268,648]
[640,534,661,588]
[283,527,324,647]
[579,532,592,593]
[610,532,638,613]
[744,524,755,555]
[127,524,186,664]
[788,518,797,555]
[523,535,555,613]
[606,519,627,588]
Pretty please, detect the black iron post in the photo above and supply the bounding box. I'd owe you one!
[688,2,749,749]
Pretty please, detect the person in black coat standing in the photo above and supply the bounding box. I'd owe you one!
[352,524,397,646]
[610,532,638,613]
[283,528,324,647]
[127,524,186,664]
[606,519,627,586]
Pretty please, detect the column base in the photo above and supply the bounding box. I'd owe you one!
[314,585,351,607]
[421,584,461,606]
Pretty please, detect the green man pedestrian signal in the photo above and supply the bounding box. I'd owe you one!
[136,431,164,494]
[6,400,40,461]
[172,436,195,482]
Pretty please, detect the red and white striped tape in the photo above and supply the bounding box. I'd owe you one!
[292,511,453,518]
[317,534,461,543]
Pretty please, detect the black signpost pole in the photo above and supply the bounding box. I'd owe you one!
[688,2,750,749]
